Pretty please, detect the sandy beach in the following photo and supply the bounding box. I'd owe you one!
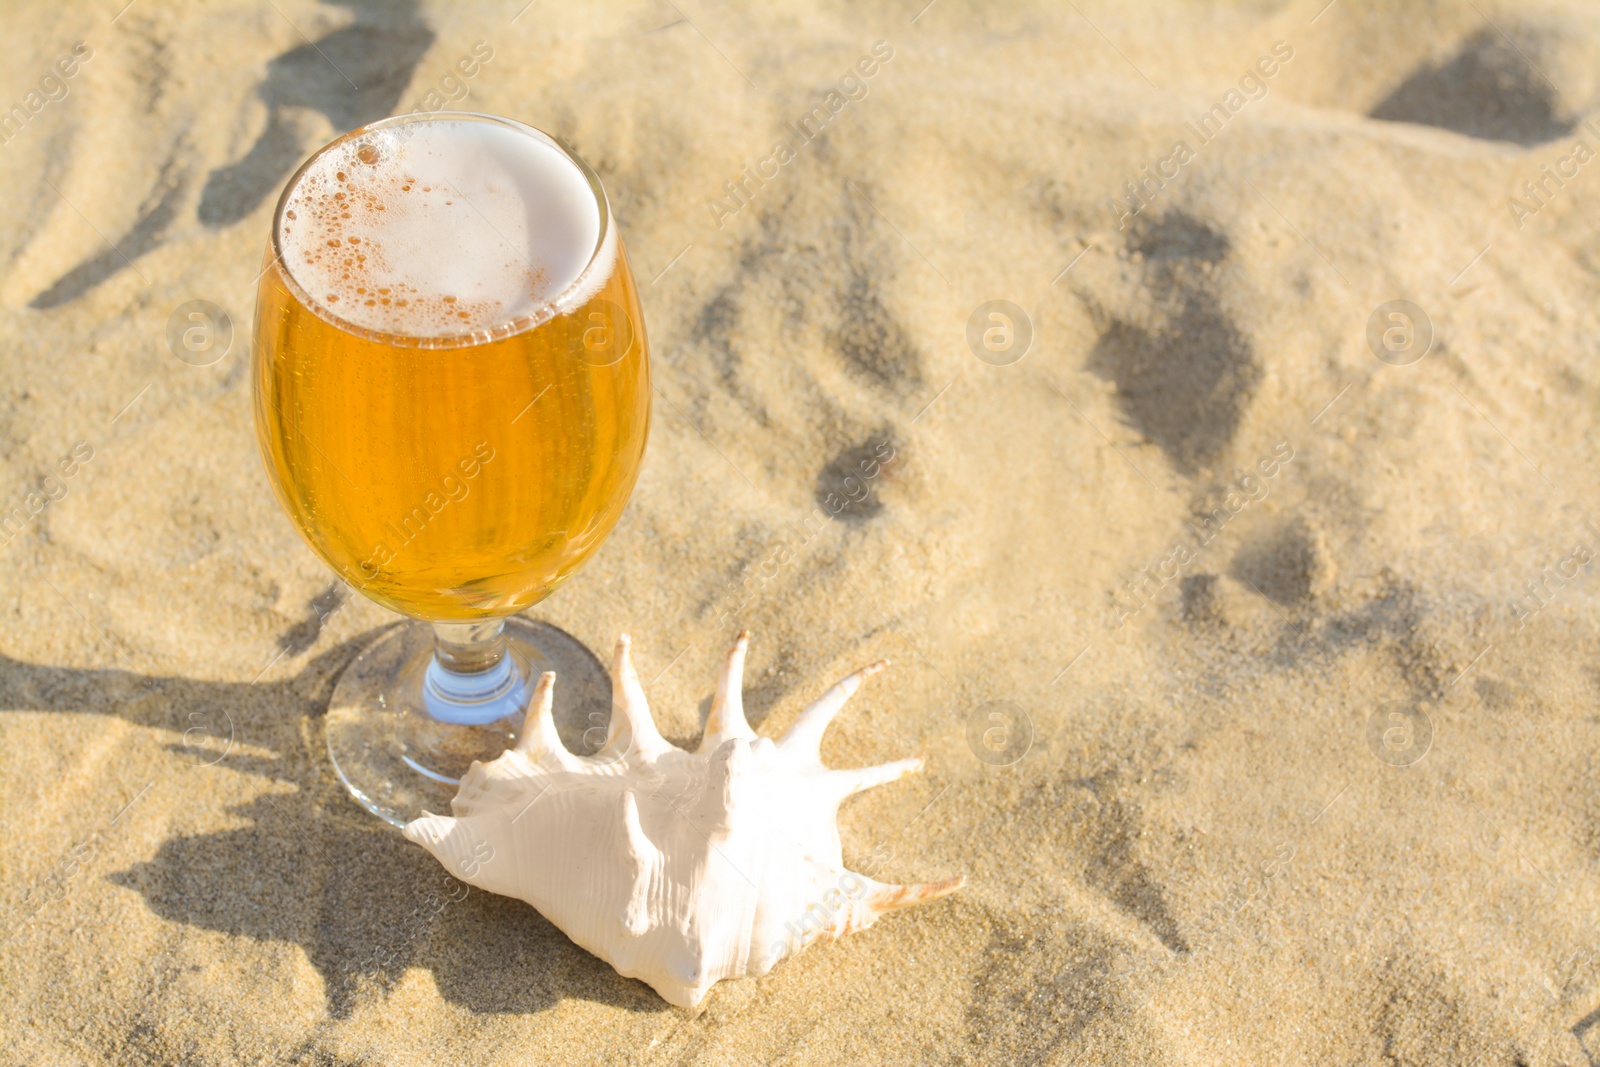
[6,0,1600,1062]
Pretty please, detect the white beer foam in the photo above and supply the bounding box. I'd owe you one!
[278,117,612,339]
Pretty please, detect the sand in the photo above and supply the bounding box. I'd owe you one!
[5,0,1600,1062]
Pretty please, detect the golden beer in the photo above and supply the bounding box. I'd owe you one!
[253,116,650,622]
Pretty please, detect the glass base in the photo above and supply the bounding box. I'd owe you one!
[326,617,612,828]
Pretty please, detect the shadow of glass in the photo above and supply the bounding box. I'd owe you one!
[31,0,438,309]
[30,157,189,310]
[198,0,436,228]
[2,629,666,1019]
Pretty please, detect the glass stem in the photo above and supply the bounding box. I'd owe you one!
[423,619,526,725]
[432,619,507,675]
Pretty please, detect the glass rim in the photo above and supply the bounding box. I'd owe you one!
[267,111,615,351]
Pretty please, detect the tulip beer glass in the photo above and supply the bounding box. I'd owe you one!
[253,113,650,825]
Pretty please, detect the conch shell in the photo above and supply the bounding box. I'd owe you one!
[404,631,963,1007]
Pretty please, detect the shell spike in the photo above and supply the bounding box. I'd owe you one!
[516,671,580,768]
[401,810,460,851]
[824,756,924,800]
[619,790,663,936]
[604,634,673,760]
[778,659,888,761]
[861,875,966,921]
[698,630,757,753]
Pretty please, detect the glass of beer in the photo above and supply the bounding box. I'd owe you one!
[252,113,650,826]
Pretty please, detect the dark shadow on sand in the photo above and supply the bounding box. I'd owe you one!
[196,0,435,228]
[1370,27,1574,147]
[30,0,435,308]
[1,630,665,1019]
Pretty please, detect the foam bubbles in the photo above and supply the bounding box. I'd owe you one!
[278,117,609,338]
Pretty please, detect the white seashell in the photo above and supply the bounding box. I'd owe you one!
[403,631,963,1007]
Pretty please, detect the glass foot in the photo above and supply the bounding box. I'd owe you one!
[325,617,612,828]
